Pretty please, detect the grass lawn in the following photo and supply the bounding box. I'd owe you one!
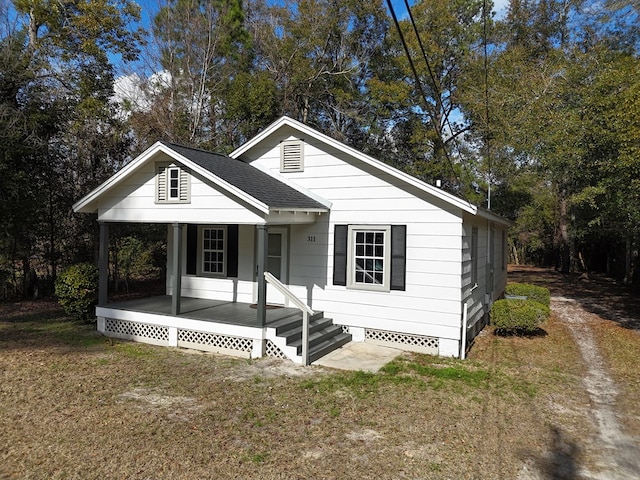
[0,279,636,479]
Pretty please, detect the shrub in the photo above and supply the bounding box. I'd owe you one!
[55,263,99,321]
[490,298,550,333]
[505,283,550,307]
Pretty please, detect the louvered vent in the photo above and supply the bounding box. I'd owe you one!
[280,140,304,172]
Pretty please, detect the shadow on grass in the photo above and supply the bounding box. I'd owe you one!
[509,266,640,332]
[526,425,580,480]
[493,327,548,338]
[0,301,105,351]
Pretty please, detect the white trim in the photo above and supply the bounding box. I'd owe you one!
[198,225,227,277]
[230,116,480,216]
[346,225,391,292]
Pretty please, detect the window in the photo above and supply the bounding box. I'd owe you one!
[200,226,226,276]
[501,229,506,271]
[156,163,190,203]
[280,140,304,172]
[347,225,391,291]
[471,227,479,286]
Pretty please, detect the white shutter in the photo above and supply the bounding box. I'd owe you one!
[280,141,303,172]
[157,166,167,202]
[179,168,189,202]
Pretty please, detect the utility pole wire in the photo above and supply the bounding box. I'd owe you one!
[385,0,461,190]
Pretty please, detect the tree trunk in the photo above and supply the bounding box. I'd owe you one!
[558,194,570,273]
[623,236,632,284]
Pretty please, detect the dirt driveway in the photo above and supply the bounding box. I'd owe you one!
[509,267,640,480]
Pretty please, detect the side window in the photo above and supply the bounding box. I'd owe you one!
[471,227,479,286]
[347,225,391,291]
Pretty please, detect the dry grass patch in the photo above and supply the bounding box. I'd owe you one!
[0,297,598,479]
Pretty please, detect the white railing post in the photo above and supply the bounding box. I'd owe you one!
[264,272,314,366]
[302,310,309,366]
[460,302,469,360]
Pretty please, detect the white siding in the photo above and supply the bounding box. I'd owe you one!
[242,129,466,343]
[97,156,265,224]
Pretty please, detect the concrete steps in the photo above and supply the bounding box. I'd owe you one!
[266,311,352,364]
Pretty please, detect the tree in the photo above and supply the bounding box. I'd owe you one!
[0,0,142,295]
[246,0,389,147]
[368,0,486,193]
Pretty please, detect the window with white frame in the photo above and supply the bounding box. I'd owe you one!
[471,227,479,286]
[156,163,190,203]
[200,226,226,275]
[347,225,391,291]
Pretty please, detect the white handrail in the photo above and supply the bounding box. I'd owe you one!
[263,272,313,365]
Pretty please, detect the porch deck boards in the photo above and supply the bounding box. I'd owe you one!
[103,296,299,327]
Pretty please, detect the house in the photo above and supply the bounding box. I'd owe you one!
[73,116,510,364]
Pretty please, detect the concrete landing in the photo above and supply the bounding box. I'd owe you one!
[313,342,402,372]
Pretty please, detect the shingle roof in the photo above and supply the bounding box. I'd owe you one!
[161,142,326,211]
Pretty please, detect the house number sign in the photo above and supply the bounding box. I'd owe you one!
[307,235,316,243]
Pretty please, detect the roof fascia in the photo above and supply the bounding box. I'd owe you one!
[230,116,477,215]
[73,142,270,215]
[477,207,514,227]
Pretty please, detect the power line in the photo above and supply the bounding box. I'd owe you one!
[385,0,461,189]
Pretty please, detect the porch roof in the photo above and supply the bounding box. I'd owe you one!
[161,142,327,212]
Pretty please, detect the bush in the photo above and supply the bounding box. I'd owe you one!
[490,298,550,333]
[505,283,550,307]
[55,263,99,321]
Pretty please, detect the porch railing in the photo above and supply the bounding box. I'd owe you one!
[264,272,314,365]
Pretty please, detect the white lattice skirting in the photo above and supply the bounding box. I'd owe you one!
[365,328,439,355]
[178,328,253,356]
[103,318,254,357]
[104,318,169,346]
[265,339,288,360]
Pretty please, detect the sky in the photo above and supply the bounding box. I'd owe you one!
[130,0,512,34]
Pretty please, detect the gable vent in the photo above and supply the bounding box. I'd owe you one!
[281,140,304,172]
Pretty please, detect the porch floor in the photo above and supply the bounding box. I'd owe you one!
[102,296,300,327]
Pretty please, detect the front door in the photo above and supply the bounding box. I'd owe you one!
[266,227,288,305]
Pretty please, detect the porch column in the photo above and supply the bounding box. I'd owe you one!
[172,223,183,316]
[98,222,109,305]
[256,224,268,326]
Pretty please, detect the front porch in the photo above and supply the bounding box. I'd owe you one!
[96,295,351,364]
[96,296,300,360]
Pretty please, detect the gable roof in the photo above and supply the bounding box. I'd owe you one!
[231,116,493,220]
[159,142,327,211]
[73,141,329,214]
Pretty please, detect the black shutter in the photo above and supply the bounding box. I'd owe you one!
[390,225,406,291]
[227,225,239,277]
[333,224,348,286]
[186,224,198,275]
